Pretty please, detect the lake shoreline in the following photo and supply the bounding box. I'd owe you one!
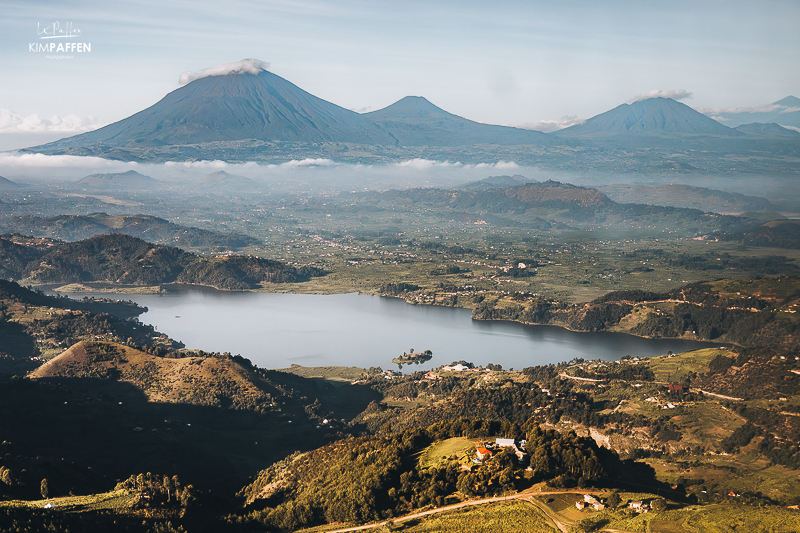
[47,287,721,372]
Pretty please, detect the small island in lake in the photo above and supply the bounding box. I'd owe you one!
[392,348,433,367]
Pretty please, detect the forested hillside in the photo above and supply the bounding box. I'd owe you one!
[0,233,324,289]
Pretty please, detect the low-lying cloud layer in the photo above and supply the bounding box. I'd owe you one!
[517,115,584,133]
[628,89,693,104]
[0,109,103,133]
[178,59,270,85]
[0,152,528,189]
[698,103,800,115]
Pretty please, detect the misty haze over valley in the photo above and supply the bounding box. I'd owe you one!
[1,3,799,532]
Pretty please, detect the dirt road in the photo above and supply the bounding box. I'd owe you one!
[324,489,596,533]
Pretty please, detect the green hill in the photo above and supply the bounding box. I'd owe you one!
[237,419,618,531]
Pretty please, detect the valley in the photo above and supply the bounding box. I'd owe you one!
[1,168,799,531]
[1,52,800,533]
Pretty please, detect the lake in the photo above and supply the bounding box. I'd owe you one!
[68,288,717,371]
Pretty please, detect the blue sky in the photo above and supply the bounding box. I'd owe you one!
[1,0,798,147]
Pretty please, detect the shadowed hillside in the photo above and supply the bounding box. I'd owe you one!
[0,233,323,289]
[0,213,257,250]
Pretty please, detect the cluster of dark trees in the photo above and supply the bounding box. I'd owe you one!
[572,362,655,382]
[429,265,468,275]
[720,422,759,454]
[723,403,800,468]
[237,417,611,532]
[357,369,674,443]
[0,507,186,533]
[380,282,420,296]
[116,472,196,508]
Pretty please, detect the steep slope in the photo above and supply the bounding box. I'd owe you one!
[365,96,549,146]
[0,176,20,190]
[555,97,740,138]
[35,69,397,151]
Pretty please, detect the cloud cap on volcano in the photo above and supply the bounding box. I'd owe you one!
[628,89,693,104]
[179,59,270,85]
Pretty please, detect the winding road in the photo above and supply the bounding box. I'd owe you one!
[324,489,594,533]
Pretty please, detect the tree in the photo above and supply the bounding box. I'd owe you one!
[40,478,49,499]
[180,485,196,507]
[607,491,621,508]
[163,475,173,502]
[651,498,667,511]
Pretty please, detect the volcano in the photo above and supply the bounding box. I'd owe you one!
[36,67,396,151]
[365,96,548,146]
[29,61,551,161]
[555,97,740,138]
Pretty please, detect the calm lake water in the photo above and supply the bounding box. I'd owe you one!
[69,288,716,371]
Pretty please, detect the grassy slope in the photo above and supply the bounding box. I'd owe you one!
[29,341,273,409]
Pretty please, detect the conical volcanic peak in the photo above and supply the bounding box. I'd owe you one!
[365,96,548,146]
[556,97,739,137]
[773,95,800,107]
[38,69,397,149]
[194,170,259,191]
[74,170,160,190]
[366,96,458,120]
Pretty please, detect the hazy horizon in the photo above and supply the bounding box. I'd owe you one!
[1,1,798,151]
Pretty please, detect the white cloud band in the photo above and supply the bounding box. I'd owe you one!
[0,109,103,133]
[628,89,693,104]
[698,103,800,115]
[516,115,584,133]
[178,58,270,85]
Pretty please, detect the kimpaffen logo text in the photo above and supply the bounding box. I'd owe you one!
[29,22,91,59]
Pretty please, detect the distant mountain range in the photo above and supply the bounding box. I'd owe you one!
[703,96,800,129]
[21,64,800,174]
[0,213,256,249]
[355,180,771,239]
[0,233,323,289]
